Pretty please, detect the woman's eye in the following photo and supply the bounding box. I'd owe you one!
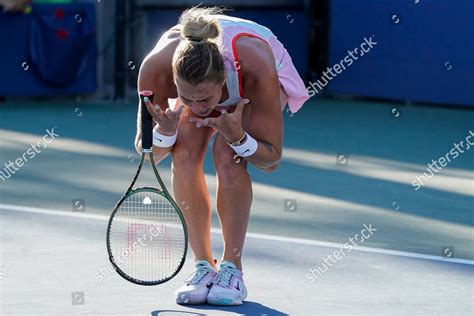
[180,97,210,104]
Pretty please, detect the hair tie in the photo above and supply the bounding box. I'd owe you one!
[186,36,202,42]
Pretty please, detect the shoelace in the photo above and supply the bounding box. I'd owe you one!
[213,264,236,287]
[185,264,210,285]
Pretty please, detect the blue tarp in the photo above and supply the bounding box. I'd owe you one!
[0,3,97,96]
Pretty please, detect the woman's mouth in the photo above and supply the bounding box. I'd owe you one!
[198,108,211,116]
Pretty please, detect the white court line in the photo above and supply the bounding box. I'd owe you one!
[1,203,473,266]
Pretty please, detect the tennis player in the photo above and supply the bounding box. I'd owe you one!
[135,6,309,305]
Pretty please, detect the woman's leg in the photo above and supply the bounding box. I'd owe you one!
[212,86,288,270]
[171,107,216,266]
[212,135,252,271]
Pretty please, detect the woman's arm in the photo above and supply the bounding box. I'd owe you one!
[239,39,283,171]
[135,55,175,164]
[239,68,283,171]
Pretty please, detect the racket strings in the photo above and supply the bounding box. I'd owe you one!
[108,190,186,283]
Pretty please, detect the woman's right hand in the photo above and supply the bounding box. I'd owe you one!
[143,96,184,136]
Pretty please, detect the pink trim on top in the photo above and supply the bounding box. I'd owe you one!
[231,32,269,98]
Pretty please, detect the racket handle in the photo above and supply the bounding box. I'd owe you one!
[139,90,154,150]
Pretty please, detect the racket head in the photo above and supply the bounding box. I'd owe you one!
[106,187,188,285]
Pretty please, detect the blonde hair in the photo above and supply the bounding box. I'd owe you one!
[172,6,226,85]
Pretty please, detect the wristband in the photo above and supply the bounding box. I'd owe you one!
[152,127,177,148]
[225,132,247,146]
[228,132,258,157]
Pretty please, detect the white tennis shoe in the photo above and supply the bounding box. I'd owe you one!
[175,260,217,304]
[207,260,247,305]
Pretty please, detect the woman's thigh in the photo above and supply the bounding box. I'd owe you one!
[172,106,215,165]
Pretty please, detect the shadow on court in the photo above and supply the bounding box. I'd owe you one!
[151,310,206,316]
[0,206,471,315]
[152,301,288,315]
[1,98,472,259]
[0,98,473,315]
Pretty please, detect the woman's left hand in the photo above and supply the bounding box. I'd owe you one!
[189,98,250,143]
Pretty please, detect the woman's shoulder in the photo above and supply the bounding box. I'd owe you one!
[146,26,181,65]
[138,27,181,95]
[235,36,277,83]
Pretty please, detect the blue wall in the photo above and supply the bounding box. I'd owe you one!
[327,0,474,107]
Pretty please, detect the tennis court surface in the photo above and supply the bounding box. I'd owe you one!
[1,98,473,315]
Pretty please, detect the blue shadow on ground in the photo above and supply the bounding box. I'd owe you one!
[152,301,288,315]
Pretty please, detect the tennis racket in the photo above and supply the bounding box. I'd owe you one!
[106,90,188,285]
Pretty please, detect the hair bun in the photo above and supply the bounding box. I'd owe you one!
[179,6,223,43]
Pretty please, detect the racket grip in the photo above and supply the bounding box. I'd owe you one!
[139,90,154,150]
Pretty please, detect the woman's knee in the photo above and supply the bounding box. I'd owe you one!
[171,121,213,171]
[213,135,248,182]
[172,141,205,171]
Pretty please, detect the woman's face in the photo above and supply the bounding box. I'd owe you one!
[175,78,225,117]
